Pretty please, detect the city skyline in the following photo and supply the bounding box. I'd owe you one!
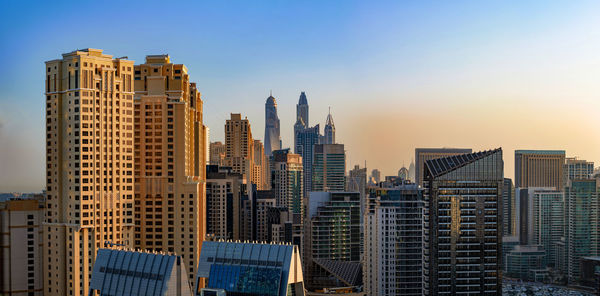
[3,1,600,191]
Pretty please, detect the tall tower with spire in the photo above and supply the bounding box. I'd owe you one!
[264,92,281,156]
[297,91,309,127]
[323,107,336,144]
[294,92,309,148]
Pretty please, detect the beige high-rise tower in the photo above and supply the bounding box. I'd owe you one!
[225,113,254,183]
[133,55,207,284]
[253,140,270,190]
[44,49,135,296]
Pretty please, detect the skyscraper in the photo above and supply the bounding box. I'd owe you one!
[369,169,381,185]
[271,149,304,218]
[252,139,270,190]
[415,147,472,187]
[502,178,515,236]
[514,150,566,191]
[364,185,424,296]
[423,149,503,295]
[205,165,244,240]
[564,157,594,187]
[305,192,362,290]
[313,144,346,192]
[323,108,336,144]
[565,179,600,284]
[264,93,281,156]
[408,159,416,182]
[347,164,368,215]
[133,55,207,284]
[297,91,309,129]
[44,49,135,296]
[0,196,44,296]
[209,141,226,166]
[295,124,320,197]
[530,188,564,268]
[225,113,254,183]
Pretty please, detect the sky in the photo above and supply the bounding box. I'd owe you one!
[1,0,600,192]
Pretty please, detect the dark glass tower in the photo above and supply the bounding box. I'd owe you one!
[264,93,281,156]
[423,149,503,295]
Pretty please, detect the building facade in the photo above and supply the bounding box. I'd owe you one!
[209,141,226,166]
[305,192,362,290]
[364,185,424,296]
[514,150,565,191]
[502,178,515,236]
[271,149,303,219]
[565,179,600,284]
[423,149,503,295]
[0,196,44,296]
[564,157,594,188]
[264,93,281,157]
[44,49,135,296]
[294,124,320,198]
[225,113,254,183]
[133,55,207,284]
[206,165,244,240]
[414,148,472,187]
[252,140,270,190]
[312,144,346,192]
[323,109,336,145]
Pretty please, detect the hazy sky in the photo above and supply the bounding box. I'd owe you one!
[1,0,600,192]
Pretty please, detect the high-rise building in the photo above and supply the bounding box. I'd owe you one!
[514,150,566,191]
[296,91,309,130]
[564,157,594,187]
[89,248,193,296]
[530,188,564,268]
[133,55,207,284]
[565,179,600,284]
[294,124,320,197]
[312,144,346,192]
[44,49,135,296]
[205,165,243,240]
[364,185,424,296]
[347,164,367,215]
[209,141,226,166]
[408,159,416,183]
[502,178,515,236]
[264,93,281,156]
[323,108,336,145]
[252,140,270,190]
[423,149,503,295]
[225,113,254,183]
[369,169,381,185]
[271,149,303,218]
[267,207,304,251]
[255,190,276,242]
[415,148,472,187]
[398,166,409,180]
[305,192,362,290]
[196,241,305,296]
[0,196,44,296]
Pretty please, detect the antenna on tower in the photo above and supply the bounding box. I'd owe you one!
[270,89,272,96]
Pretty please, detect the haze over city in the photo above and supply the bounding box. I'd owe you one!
[2,0,600,192]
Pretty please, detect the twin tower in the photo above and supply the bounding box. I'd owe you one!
[263,91,336,156]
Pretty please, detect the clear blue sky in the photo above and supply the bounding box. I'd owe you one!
[2,0,600,191]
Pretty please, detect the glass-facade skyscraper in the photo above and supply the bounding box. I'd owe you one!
[565,179,600,284]
[312,144,346,192]
[305,192,361,290]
